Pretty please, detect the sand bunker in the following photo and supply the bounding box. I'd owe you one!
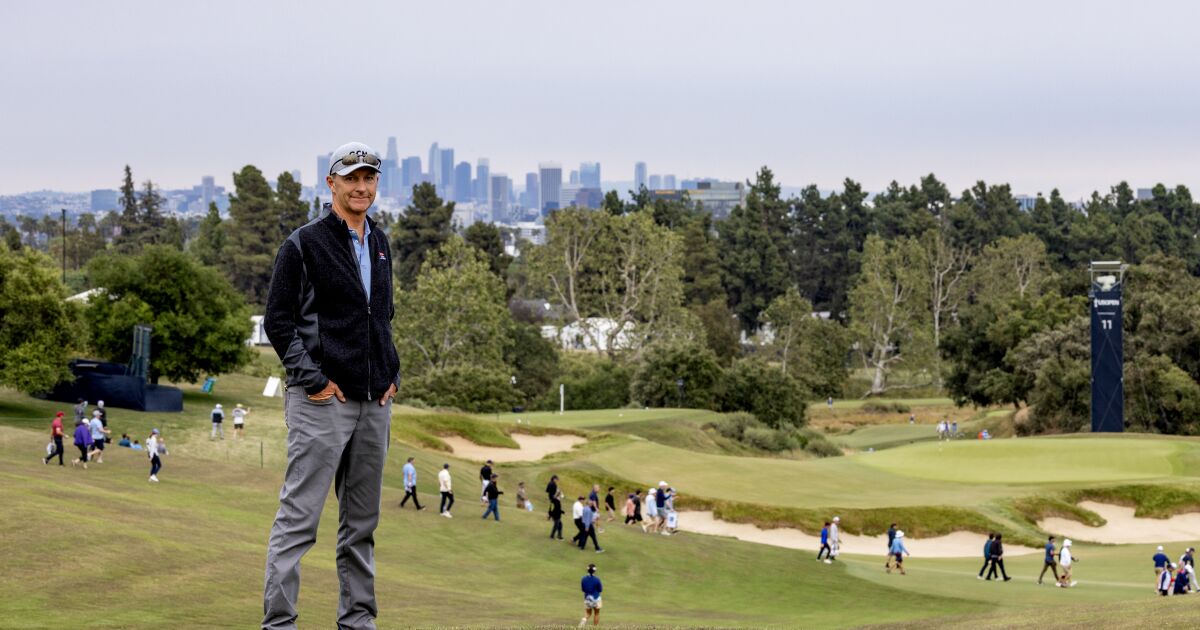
[677,511,1038,558]
[441,433,587,463]
[1039,501,1200,544]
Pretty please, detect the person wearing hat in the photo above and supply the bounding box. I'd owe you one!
[829,516,842,562]
[1179,547,1197,590]
[146,428,162,482]
[886,530,909,574]
[261,141,401,630]
[1153,545,1170,580]
[43,412,66,466]
[480,460,494,504]
[87,410,110,464]
[1057,539,1077,587]
[654,481,669,533]
[642,488,658,533]
[232,403,249,439]
[210,403,225,440]
[579,563,603,627]
[96,400,108,437]
[438,463,454,518]
[71,415,93,469]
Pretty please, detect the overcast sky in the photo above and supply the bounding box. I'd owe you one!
[3,0,1199,199]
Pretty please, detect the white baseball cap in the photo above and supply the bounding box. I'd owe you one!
[833,516,840,522]
[1158,545,1164,551]
[896,530,904,538]
[1064,539,1072,547]
[328,142,382,177]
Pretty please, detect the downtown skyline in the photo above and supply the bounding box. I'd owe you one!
[3,1,1199,199]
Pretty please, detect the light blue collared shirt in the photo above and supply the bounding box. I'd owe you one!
[348,220,372,300]
[403,462,416,487]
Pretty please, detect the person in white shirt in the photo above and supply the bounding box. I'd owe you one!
[232,403,250,439]
[211,403,225,440]
[1057,539,1077,587]
[571,497,587,544]
[642,488,658,533]
[146,429,163,482]
[438,463,454,518]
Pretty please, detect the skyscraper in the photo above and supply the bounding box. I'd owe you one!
[524,172,539,211]
[649,174,662,190]
[580,162,601,189]
[490,173,511,222]
[386,136,398,163]
[440,148,455,197]
[634,162,647,191]
[401,156,422,196]
[201,175,216,208]
[663,174,676,190]
[475,158,490,204]
[569,170,580,185]
[454,161,472,203]
[428,143,441,193]
[539,162,562,214]
[316,153,331,194]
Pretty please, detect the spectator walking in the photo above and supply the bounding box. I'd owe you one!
[43,412,65,466]
[1057,539,1077,587]
[951,420,958,437]
[71,418,93,469]
[549,492,565,540]
[818,522,832,563]
[87,410,110,464]
[210,403,225,440]
[572,497,587,543]
[985,533,1011,581]
[480,460,493,504]
[578,500,603,552]
[546,475,560,506]
[623,494,637,525]
[74,398,87,423]
[632,490,643,524]
[654,482,669,533]
[399,457,423,510]
[886,531,909,574]
[232,403,249,439]
[95,400,107,433]
[438,463,454,518]
[1179,547,1196,590]
[1157,563,1173,596]
[978,533,995,579]
[829,516,841,562]
[604,487,616,522]
[482,474,502,521]
[886,523,898,568]
[516,481,528,510]
[1038,536,1060,585]
[146,429,162,482]
[642,488,658,533]
[579,563,602,627]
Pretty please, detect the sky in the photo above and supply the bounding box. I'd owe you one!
[2,0,1199,199]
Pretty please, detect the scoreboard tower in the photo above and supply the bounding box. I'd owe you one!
[1089,261,1127,433]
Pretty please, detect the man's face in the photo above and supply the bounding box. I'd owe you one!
[327,168,378,215]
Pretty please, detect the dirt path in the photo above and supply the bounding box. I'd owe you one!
[1039,501,1200,544]
[442,433,587,463]
[677,511,1038,558]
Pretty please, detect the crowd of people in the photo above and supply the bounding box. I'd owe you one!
[40,399,167,482]
[1153,545,1197,596]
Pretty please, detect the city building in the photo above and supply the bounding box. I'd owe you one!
[90,189,118,213]
[648,174,662,190]
[649,180,746,218]
[454,161,472,203]
[490,173,511,222]
[569,170,580,184]
[634,161,647,191]
[401,156,422,196]
[663,174,676,190]
[440,148,455,196]
[475,158,490,204]
[1015,195,1037,212]
[524,172,539,211]
[428,143,441,194]
[386,136,398,162]
[580,162,601,188]
[317,153,331,188]
[539,162,562,214]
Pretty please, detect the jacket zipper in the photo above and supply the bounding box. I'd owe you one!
[366,230,373,401]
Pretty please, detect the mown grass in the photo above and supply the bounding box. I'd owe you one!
[1010,496,1106,528]
[1065,484,1200,518]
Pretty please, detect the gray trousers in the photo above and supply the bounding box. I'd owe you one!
[263,388,391,630]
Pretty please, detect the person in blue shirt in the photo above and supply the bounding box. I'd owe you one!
[578,501,603,552]
[580,563,603,627]
[1172,563,1190,594]
[1038,536,1060,585]
[886,523,898,568]
[1153,545,1170,581]
[399,456,424,510]
[887,531,909,574]
[817,521,832,563]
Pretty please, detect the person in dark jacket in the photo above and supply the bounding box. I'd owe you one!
[261,142,400,630]
[480,460,494,504]
[986,533,1012,581]
[549,491,565,539]
[886,523,898,568]
[70,418,92,469]
[482,474,503,521]
[978,533,995,579]
[580,563,603,626]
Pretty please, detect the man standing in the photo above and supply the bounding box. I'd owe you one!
[262,141,400,630]
[400,456,423,510]
[210,403,225,440]
[438,463,454,518]
[1038,536,1060,585]
[233,403,250,439]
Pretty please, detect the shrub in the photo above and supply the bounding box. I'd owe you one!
[861,401,912,414]
[741,426,797,452]
[717,358,809,428]
[536,352,632,411]
[798,429,843,457]
[630,339,723,409]
[404,364,522,413]
[705,412,762,440]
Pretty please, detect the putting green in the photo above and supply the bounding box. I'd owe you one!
[856,437,1192,484]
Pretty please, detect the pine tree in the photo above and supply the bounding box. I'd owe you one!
[393,182,454,289]
[114,165,142,253]
[191,202,226,267]
[223,165,277,305]
[274,172,309,240]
